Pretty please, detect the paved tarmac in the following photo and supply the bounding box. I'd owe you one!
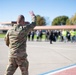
[0,38,76,75]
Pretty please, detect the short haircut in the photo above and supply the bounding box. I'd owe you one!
[17,15,25,23]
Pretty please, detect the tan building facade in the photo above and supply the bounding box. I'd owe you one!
[0,21,76,31]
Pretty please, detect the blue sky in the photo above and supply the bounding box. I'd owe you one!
[0,0,76,25]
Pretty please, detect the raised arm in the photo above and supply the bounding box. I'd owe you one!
[29,11,36,22]
[25,11,36,33]
[29,11,35,17]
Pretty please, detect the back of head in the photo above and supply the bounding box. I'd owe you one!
[17,15,25,24]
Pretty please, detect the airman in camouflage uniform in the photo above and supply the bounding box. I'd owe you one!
[4,11,36,75]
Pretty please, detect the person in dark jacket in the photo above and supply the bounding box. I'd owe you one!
[49,31,56,44]
[49,31,54,44]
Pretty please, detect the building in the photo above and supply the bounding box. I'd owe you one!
[0,21,30,33]
[0,21,76,33]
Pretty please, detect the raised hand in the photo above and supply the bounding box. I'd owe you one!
[29,11,35,16]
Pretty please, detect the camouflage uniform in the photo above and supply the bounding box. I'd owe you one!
[4,16,36,75]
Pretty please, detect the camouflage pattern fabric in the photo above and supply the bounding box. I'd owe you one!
[5,22,36,58]
[4,16,36,75]
[4,57,29,75]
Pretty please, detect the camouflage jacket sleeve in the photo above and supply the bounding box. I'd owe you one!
[4,30,9,46]
[24,16,36,33]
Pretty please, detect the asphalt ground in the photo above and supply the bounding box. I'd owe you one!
[0,38,76,75]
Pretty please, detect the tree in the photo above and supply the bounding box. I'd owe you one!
[52,16,69,26]
[66,19,70,25]
[36,15,46,26]
[66,13,76,25]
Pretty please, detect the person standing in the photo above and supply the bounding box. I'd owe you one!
[62,30,67,42]
[49,31,54,44]
[4,11,36,75]
[70,30,75,42]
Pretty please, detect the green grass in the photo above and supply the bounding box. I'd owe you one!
[0,34,5,38]
[0,34,46,39]
[34,34,46,39]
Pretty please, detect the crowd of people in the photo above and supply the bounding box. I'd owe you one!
[27,29,76,44]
